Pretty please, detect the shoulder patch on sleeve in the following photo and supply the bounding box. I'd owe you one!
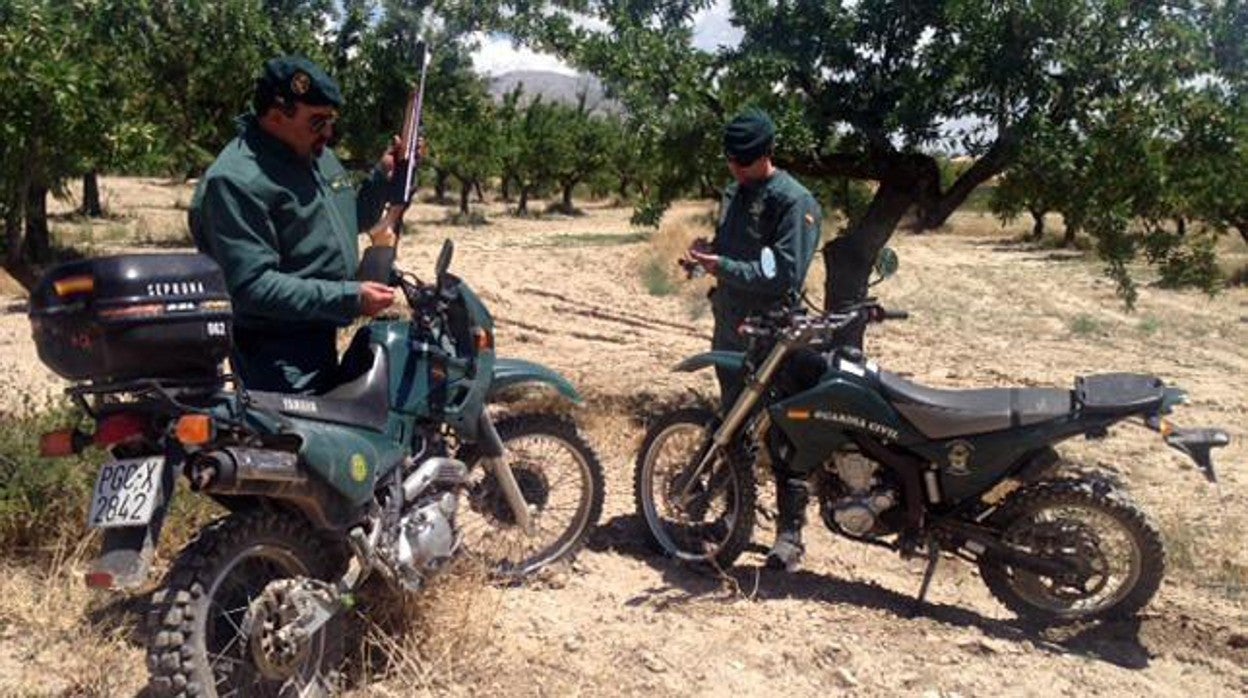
[804,212,816,226]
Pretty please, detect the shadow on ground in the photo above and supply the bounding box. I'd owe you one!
[589,512,1156,671]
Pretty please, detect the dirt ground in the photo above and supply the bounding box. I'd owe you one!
[1,177,1246,696]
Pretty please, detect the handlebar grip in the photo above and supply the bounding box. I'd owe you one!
[883,310,909,320]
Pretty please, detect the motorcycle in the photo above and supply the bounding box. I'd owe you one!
[634,254,1230,625]
[30,239,604,696]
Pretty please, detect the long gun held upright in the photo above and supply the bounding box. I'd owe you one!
[359,41,429,283]
[393,40,430,212]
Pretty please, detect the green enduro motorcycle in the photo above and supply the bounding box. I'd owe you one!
[30,240,604,696]
[635,275,1230,625]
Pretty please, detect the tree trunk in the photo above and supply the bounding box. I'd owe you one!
[516,187,530,216]
[459,179,471,215]
[824,182,914,349]
[474,180,485,203]
[23,183,51,264]
[1175,216,1186,238]
[1063,222,1078,248]
[434,169,450,203]
[500,175,513,202]
[561,180,575,212]
[1029,207,1046,241]
[82,171,103,217]
[617,176,630,200]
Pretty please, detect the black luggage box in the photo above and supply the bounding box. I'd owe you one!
[29,253,233,383]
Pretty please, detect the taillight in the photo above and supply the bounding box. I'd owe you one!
[94,413,147,447]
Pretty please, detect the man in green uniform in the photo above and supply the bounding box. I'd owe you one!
[191,56,406,394]
[685,107,822,571]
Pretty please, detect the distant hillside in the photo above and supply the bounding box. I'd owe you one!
[487,71,620,114]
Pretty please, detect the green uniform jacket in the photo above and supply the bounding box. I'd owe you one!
[712,169,821,311]
[710,169,822,409]
[189,114,388,333]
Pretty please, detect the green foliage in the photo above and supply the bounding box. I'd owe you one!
[1069,314,1104,337]
[0,404,99,556]
[641,257,677,296]
[464,0,1237,311]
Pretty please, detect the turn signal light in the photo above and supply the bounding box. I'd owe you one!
[473,327,493,351]
[53,275,95,298]
[40,429,82,457]
[175,415,213,446]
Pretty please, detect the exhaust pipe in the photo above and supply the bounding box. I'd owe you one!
[191,447,305,491]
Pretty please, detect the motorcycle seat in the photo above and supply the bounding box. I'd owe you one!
[249,344,390,432]
[878,371,1071,440]
[1074,373,1165,415]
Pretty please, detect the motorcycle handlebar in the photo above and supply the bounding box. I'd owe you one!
[738,302,908,341]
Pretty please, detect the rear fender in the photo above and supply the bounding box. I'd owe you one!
[87,449,180,590]
[674,351,746,375]
[488,358,583,405]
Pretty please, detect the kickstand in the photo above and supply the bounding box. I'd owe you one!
[909,540,941,619]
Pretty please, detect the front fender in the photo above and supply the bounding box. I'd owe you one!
[673,351,746,375]
[489,358,583,404]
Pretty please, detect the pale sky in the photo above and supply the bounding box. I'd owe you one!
[469,1,742,76]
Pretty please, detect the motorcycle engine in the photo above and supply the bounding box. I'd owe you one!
[382,457,467,591]
[821,448,898,538]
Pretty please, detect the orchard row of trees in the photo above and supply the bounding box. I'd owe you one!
[0,0,654,286]
[2,0,1245,313]
[444,0,1245,317]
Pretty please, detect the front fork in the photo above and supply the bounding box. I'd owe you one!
[476,411,535,536]
[674,340,792,505]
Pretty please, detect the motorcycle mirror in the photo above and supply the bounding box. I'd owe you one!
[760,247,777,279]
[435,239,454,281]
[871,247,899,285]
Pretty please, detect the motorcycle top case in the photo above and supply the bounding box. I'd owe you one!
[28,253,233,383]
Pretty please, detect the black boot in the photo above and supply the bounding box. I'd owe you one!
[765,474,809,572]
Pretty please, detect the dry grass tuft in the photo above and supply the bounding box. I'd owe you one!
[348,557,504,695]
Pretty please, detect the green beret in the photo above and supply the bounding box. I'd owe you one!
[723,107,776,164]
[258,55,343,108]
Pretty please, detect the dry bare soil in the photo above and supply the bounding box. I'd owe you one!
[1,177,1246,697]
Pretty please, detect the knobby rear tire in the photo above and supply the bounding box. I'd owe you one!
[978,478,1165,626]
[146,508,346,697]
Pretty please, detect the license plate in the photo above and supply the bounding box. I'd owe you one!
[87,456,164,529]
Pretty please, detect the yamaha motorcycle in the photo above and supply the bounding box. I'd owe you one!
[634,258,1229,625]
[30,240,604,696]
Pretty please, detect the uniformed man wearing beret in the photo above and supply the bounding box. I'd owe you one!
[190,56,406,394]
[684,107,823,572]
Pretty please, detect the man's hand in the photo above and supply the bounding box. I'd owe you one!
[687,238,720,275]
[359,281,396,317]
[368,203,406,246]
[379,135,401,178]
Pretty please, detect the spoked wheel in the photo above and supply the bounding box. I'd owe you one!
[458,413,604,577]
[147,510,346,697]
[979,479,1165,626]
[633,407,756,569]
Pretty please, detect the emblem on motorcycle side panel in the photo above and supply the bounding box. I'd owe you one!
[350,454,369,482]
[947,440,974,476]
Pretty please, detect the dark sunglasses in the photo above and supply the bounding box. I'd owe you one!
[726,152,760,168]
[309,112,339,134]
